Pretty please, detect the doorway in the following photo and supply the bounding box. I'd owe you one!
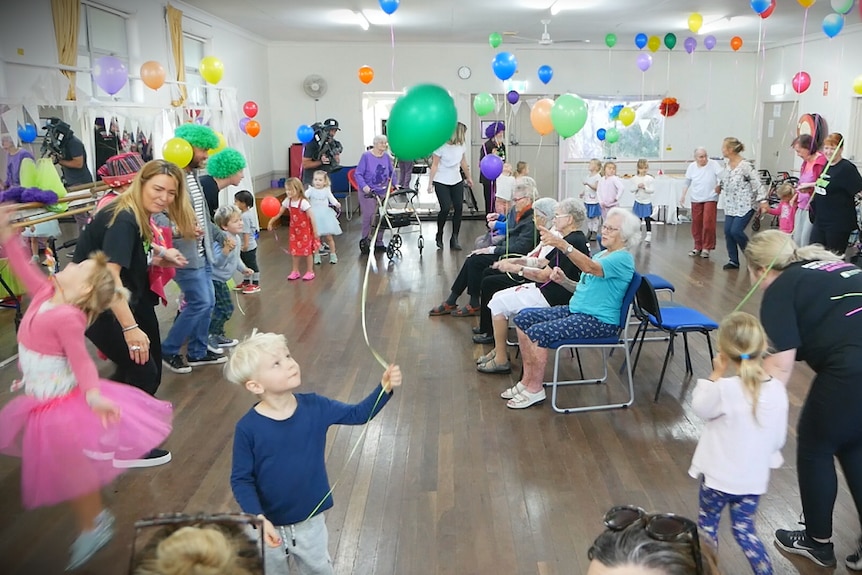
[760,101,797,176]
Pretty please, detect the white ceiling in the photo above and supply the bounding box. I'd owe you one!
[182,0,859,47]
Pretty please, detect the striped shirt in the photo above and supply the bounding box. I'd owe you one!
[186,172,206,257]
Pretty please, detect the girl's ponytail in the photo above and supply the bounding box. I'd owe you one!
[717,312,769,419]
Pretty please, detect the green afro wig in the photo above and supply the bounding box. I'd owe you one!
[207,148,247,179]
[174,123,220,151]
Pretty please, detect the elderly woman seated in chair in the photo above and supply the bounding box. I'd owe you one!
[429,178,539,317]
[475,197,590,374]
[502,207,642,409]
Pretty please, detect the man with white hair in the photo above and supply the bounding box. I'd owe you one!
[680,147,723,258]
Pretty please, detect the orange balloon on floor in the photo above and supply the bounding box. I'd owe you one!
[358,65,374,84]
[245,120,261,138]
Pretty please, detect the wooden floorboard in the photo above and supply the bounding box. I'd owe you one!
[0,216,855,574]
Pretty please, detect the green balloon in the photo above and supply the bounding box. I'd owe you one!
[550,94,588,138]
[388,84,457,161]
[473,92,495,117]
[489,32,502,48]
[606,127,620,144]
[605,33,617,48]
[664,32,677,50]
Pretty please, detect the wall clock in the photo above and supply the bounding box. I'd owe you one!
[457,66,471,80]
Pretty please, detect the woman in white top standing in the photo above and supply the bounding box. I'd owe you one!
[680,147,723,258]
[427,122,473,250]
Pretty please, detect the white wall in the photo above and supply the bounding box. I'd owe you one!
[267,42,760,175]
[759,27,862,161]
[0,0,273,187]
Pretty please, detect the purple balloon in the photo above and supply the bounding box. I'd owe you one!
[479,154,504,180]
[704,35,717,50]
[684,36,697,54]
[93,56,128,95]
[636,53,652,72]
[239,117,250,133]
[507,90,520,105]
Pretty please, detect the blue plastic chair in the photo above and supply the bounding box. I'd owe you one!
[329,166,356,220]
[642,273,674,300]
[543,273,642,414]
[631,276,718,402]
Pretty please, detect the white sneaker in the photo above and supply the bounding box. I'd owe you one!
[67,510,115,570]
[644,232,652,243]
[700,249,710,258]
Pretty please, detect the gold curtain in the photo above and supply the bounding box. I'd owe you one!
[166,4,187,107]
[51,0,80,101]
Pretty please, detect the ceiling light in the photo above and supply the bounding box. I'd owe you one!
[550,2,562,16]
[355,11,369,30]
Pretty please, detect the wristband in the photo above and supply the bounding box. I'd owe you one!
[122,323,139,333]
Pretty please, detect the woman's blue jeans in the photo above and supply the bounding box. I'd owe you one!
[162,264,215,360]
[724,210,754,266]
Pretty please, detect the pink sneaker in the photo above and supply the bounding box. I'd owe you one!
[287,271,301,281]
[302,272,315,281]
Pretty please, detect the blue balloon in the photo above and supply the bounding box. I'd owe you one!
[379,0,399,15]
[296,124,314,144]
[609,105,624,121]
[822,13,844,38]
[749,0,770,14]
[17,123,37,144]
[635,33,648,50]
[492,52,518,81]
[537,65,553,85]
[597,128,607,141]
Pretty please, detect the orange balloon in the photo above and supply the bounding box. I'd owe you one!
[358,65,374,85]
[140,61,166,90]
[530,98,555,136]
[730,36,743,51]
[245,120,261,138]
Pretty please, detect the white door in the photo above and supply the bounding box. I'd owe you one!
[759,101,797,177]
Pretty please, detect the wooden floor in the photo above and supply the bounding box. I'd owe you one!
[0,215,857,574]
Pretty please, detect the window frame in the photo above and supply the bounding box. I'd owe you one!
[78,1,131,101]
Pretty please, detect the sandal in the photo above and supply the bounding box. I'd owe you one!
[287,271,301,281]
[476,351,496,365]
[506,389,546,409]
[451,305,480,317]
[477,357,511,374]
[500,382,526,400]
[429,303,456,316]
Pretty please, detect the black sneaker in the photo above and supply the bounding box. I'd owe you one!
[187,351,229,366]
[722,262,740,270]
[113,448,172,469]
[847,537,862,570]
[163,354,191,374]
[774,529,836,567]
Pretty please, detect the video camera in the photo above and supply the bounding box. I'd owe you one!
[41,117,74,159]
[309,121,343,170]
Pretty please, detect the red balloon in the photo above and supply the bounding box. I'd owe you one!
[243,101,259,118]
[261,196,281,218]
[792,71,811,94]
[760,0,776,18]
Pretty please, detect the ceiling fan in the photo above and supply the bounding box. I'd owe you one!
[503,19,588,46]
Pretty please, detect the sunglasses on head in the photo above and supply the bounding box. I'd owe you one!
[128,512,265,574]
[600,505,703,575]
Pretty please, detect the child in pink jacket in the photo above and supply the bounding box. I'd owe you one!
[760,183,796,234]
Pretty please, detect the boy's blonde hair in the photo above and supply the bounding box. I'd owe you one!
[312,170,331,187]
[717,311,769,418]
[214,204,242,228]
[224,330,289,386]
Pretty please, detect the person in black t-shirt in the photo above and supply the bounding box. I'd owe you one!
[746,229,862,569]
[74,160,196,468]
[810,132,862,254]
[301,118,342,187]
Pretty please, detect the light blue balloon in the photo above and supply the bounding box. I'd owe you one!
[822,13,844,38]
[750,0,771,14]
[378,0,399,15]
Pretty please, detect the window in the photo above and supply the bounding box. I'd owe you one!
[77,2,130,100]
[562,97,664,161]
[184,34,206,106]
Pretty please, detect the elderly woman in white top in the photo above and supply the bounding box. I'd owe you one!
[718,137,762,270]
[427,122,473,250]
[680,147,723,258]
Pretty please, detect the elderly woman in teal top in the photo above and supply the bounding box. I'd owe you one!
[502,207,641,409]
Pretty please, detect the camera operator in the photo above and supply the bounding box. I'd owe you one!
[302,118,342,186]
[44,119,93,233]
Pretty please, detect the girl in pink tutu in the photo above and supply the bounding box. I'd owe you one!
[0,205,173,571]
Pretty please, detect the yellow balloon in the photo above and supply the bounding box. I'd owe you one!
[647,36,661,53]
[163,137,193,168]
[618,107,635,127]
[200,56,224,85]
[797,0,816,7]
[208,132,227,156]
[688,12,703,34]
[854,75,862,95]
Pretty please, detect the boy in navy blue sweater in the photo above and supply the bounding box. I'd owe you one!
[225,331,401,575]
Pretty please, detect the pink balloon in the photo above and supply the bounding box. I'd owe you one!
[792,71,811,93]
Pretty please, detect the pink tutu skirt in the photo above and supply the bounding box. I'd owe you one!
[0,382,172,509]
